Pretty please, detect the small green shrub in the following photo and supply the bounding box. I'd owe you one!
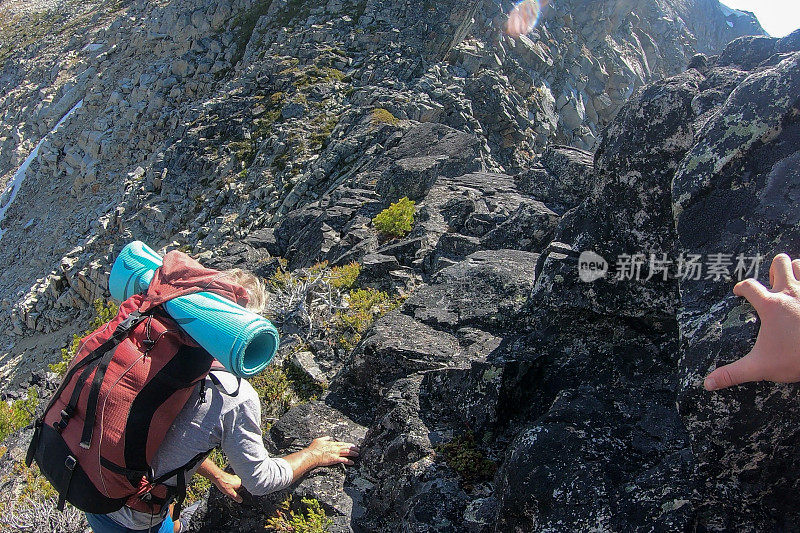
[267,265,295,291]
[436,432,497,490]
[295,66,346,89]
[335,288,403,351]
[0,389,39,444]
[16,461,56,502]
[328,262,361,289]
[270,260,359,291]
[372,197,415,238]
[229,139,256,167]
[371,108,400,126]
[50,299,119,376]
[251,365,292,412]
[266,496,333,532]
[250,359,326,428]
[185,475,211,505]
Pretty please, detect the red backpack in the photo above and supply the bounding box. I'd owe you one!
[25,251,249,520]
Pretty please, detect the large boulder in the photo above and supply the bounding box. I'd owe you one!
[514,145,596,213]
[673,37,800,530]
[404,249,539,331]
[340,311,464,397]
[531,70,705,323]
[376,123,483,202]
[496,387,696,532]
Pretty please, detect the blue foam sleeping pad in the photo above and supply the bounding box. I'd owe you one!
[108,241,279,377]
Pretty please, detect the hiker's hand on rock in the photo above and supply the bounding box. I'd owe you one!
[704,253,800,391]
[212,471,243,503]
[308,436,360,467]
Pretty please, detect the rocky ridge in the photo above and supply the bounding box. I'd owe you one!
[1,1,796,532]
[0,0,761,374]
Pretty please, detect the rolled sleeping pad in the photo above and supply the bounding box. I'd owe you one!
[108,241,279,377]
[163,292,279,377]
[109,241,163,301]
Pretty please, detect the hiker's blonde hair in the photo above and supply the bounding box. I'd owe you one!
[222,268,269,314]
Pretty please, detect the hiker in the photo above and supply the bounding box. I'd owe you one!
[26,250,359,533]
[84,265,359,533]
[705,253,800,390]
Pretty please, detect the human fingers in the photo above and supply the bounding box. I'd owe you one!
[330,440,358,449]
[733,278,771,313]
[338,446,360,457]
[215,478,242,503]
[506,14,523,37]
[323,440,359,455]
[769,253,794,290]
[704,351,763,391]
[224,474,243,502]
[792,259,800,281]
[227,485,243,503]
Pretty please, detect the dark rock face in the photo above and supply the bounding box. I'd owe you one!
[496,387,696,532]
[376,123,484,203]
[271,122,484,270]
[496,31,800,532]
[404,250,538,330]
[514,145,596,213]
[673,33,800,530]
[532,69,705,323]
[341,311,463,397]
[191,31,800,533]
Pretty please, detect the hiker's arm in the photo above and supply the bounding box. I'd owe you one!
[220,395,295,496]
[282,436,360,481]
[220,394,359,495]
[705,253,800,390]
[197,458,242,503]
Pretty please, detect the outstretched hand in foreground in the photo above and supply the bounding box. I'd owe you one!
[705,253,800,391]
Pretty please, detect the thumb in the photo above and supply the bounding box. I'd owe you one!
[226,484,243,503]
[230,476,243,503]
[704,352,762,391]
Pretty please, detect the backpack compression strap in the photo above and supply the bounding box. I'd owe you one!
[26,311,148,467]
[144,449,210,520]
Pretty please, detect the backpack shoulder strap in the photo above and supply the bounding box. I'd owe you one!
[28,310,149,462]
[207,369,241,397]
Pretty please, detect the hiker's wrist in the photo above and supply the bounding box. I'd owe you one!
[209,470,226,483]
[305,447,323,468]
[282,447,321,481]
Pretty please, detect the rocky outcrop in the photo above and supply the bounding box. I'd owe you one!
[673,37,800,530]
[496,30,800,531]
[191,29,800,532]
[0,0,764,361]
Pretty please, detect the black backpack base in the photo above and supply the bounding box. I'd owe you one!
[28,421,127,514]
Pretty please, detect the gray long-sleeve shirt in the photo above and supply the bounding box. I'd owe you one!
[108,371,294,530]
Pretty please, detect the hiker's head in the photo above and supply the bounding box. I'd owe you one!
[222,268,269,314]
